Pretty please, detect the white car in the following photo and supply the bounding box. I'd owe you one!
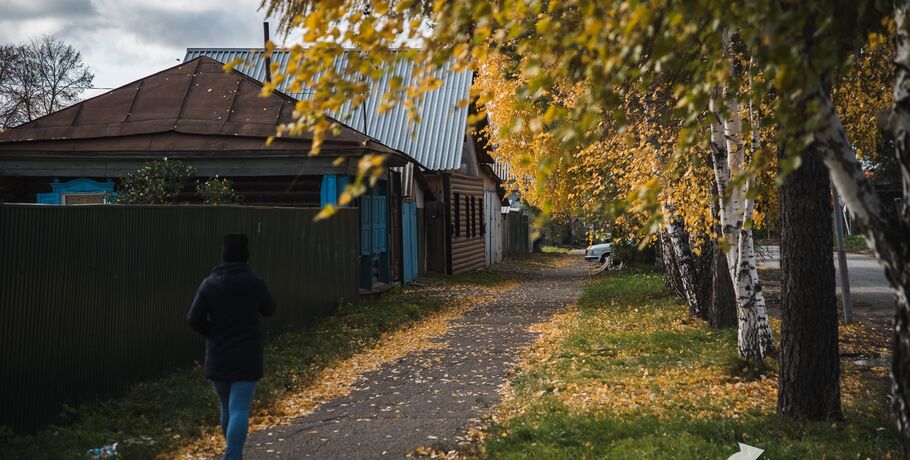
[584,243,612,264]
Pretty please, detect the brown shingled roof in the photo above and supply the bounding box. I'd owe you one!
[0,56,389,152]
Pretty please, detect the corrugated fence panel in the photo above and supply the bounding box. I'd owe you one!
[0,205,358,433]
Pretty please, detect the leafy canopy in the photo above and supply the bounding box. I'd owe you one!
[260,0,890,237]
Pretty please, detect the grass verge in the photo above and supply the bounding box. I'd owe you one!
[481,269,898,459]
[839,234,870,254]
[0,271,509,460]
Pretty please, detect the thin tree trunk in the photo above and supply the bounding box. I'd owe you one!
[659,230,685,298]
[654,234,665,272]
[666,214,706,318]
[695,238,716,322]
[708,149,737,328]
[711,242,738,328]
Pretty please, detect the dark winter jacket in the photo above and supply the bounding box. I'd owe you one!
[187,263,276,381]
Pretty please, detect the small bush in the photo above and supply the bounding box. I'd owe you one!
[116,159,195,204]
[196,177,242,205]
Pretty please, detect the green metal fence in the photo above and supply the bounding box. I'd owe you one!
[0,204,359,433]
[506,213,530,256]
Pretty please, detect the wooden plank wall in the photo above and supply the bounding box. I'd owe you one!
[448,173,485,274]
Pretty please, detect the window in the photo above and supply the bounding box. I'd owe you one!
[480,197,486,235]
[465,196,471,238]
[453,193,461,237]
[470,196,476,237]
[37,178,116,205]
[61,193,107,205]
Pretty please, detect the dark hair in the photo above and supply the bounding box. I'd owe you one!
[222,234,249,263]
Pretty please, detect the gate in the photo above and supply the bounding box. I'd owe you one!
[401,200,418,283]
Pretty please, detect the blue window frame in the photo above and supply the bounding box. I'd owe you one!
[36,178,116,205]
[320,175,352,207]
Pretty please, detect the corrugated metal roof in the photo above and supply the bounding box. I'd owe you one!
[1,56,310,142]
[184,48,472,172]
[492,160,512,183]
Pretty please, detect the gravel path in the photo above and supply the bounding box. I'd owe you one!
[241,256,589,459]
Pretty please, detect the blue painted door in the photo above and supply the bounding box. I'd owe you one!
[402,201,418,283]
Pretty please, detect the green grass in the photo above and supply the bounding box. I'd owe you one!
[481,270,898,459]
[541,245,572,254]
[839,234,869,253]
[0,278,497,460]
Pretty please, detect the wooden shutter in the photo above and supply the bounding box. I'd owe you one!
[360,196,372,255]
[320,175,337,207]
[453,193,461,237]
[373,195,387,253]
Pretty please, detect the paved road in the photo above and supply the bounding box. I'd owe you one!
[758,245,895,324]
[239,257,588,459]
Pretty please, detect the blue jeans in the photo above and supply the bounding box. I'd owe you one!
[212,380,257,460]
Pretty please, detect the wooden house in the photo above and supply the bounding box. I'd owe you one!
[0,56,415,292]
[183,48,508,275]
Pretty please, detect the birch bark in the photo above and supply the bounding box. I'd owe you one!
[808,1,910,447]
[709,84,775,361]
[666,214,704,318]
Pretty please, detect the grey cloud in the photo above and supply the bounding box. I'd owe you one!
[0,0,271,92]
[113,5,262,48]
[0,0,96,21]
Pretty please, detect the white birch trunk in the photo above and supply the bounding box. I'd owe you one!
[709,49,775,361]
[724,97,747,244]
[735,193,775,359]
[725,104,774,360]
[665,214,703,317]
[709,92,738,259]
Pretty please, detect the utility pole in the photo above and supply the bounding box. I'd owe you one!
[833,185,854,323]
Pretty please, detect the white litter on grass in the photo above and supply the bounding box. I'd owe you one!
[87,442,118,458]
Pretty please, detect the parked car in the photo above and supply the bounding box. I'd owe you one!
[584,243,612,264]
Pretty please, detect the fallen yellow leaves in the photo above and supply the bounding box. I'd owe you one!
[487,305,580,434]
[171,283,510,460]
[555,366,777,421]
[478,274,895,446]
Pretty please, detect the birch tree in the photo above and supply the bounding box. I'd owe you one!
[706,32,774,361]
[800,2,910,448]
[710,91,774,361]
[262,0,910,446]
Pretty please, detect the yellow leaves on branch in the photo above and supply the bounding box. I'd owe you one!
[258,0,796,239]
[473,48,717,245]
[833,27,894,161]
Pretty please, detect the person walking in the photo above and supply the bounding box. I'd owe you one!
[187,234,276,460]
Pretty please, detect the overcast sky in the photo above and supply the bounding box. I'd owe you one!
[0,0,282,98]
